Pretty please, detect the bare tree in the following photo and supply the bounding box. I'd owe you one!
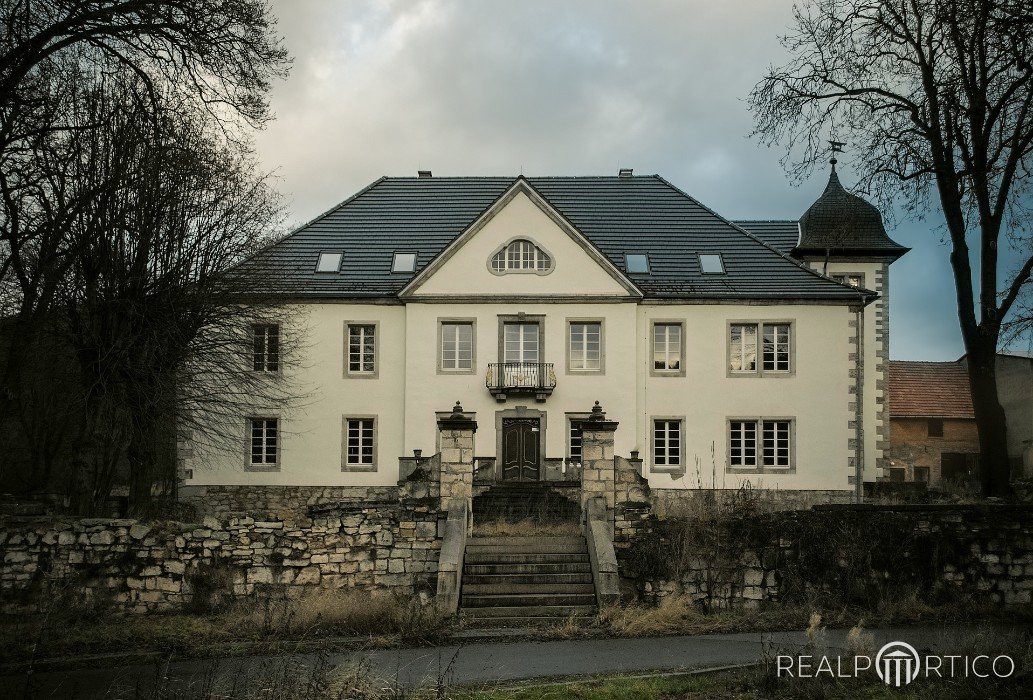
[749,0,1033,497]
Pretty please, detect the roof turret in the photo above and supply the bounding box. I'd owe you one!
[795,161,908,260]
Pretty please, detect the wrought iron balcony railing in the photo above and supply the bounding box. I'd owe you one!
[486,362,556,401]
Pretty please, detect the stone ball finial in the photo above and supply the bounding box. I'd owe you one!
[589,400,604,420]
[452,400,464,415]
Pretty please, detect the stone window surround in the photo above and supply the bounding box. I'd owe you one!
[494,406,547,481]
[437,317,477,375]
[245,416,280,472]
[344,321,380,379]
[649,415,685,473]
[487,237,555,276]
[342,414,378,472]
[565,317,605,375]
[726,416,797,474]
[726,319,797,379]
[649,319,686,377]
[497,314,545,364]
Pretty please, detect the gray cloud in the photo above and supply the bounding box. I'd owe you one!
[256,0,986,360]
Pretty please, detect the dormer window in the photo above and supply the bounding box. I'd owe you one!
[316,252,342,273]
[699,253,725,274]
[490,239,553,275]
[392,252,417,273]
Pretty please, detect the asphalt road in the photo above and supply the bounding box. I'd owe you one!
[2,624,1026,698]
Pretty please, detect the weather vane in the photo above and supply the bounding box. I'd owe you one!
[829,140,846,169]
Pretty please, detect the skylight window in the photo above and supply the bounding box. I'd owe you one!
[315,252,342,273]
[392,252,417,273]
[699,253,726,274]
[625,254,650,274]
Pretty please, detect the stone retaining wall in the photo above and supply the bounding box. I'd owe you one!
[1,497,443,614]
[617,504,1033,611]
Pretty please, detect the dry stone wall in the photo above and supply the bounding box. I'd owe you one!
[1,495,444,614]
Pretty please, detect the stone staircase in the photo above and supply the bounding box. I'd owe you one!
[460,536,597,626]
[471,481,581,522]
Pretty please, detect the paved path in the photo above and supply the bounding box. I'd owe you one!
[2,624,1027,698]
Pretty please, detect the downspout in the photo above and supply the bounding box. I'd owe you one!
[854,298,865,504]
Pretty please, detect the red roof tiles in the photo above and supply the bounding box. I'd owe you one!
[888,360,974,419]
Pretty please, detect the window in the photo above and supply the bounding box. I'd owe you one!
[729,420,757,467]
[763,324,791,372]
[729,419,793,470]
[568,321,602,371]
[503,322,539,363]
[652,323,682,373]
[316,252,342,272]
[392,252,417,273]
[914,466,930,483]
[249,418,278,467]
[652,419,682,468]
[344,417,376,469]
[832,273,864,288]
[568,418,584,465]
[347,324,376,375]
[625,254,650,273]
[730,322,792,375]
[927,418,944,438]
[762,420,792,468]
[440,321,474,371]
[490,239,552,273]
[729,324,758,373]
[699,253,725,274]
[252,323,279,372]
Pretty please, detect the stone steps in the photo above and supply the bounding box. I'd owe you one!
[460,535,597,627]
[472,482,582,524]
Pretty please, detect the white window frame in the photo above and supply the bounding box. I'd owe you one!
[247,417,279,471]
[345,322,379,378]
[651,417,684,471]
[438,319,476,374]
[252,323,280,373]
[566,414,587,467]
[650,321,685,376]
[831,273,865,289]
[728,417,795,473]
[503,322,540,363]
[343,416,377,471]
[567,319,604,374]
[489,238,554,275]
[728,320,794,377]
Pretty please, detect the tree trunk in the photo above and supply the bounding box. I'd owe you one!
[964,339,1012,497]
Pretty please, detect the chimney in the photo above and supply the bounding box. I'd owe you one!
[618,168,633,178]
[417,170,432,178]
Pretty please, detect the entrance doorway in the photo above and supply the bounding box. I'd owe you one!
[501,417,540,481]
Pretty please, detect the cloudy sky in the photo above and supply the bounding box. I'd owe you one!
[256,0,996,361]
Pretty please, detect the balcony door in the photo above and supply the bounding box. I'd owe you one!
[501,417,540,481]
[503,322,539,363]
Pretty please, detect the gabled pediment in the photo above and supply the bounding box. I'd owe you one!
[400,178,641,299]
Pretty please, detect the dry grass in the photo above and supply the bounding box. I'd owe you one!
[472,519,581,538]
[0,590,456,666]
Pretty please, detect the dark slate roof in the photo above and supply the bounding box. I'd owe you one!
[797,168,909,258]
[889,361,974,419]
[244,175,874,302]
[732,220,799,254]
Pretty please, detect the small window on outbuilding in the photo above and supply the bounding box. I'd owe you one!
[927,418,944,438]
[316,252,342,273]
[625,254,650,274]
[392,252,417,273]
[699,253,725,274]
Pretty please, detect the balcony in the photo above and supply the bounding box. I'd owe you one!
[486,362,556,402]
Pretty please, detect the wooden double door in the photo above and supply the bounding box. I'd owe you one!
[501,417,540,481]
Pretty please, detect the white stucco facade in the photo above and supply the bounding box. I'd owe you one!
[184,183,892,494]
